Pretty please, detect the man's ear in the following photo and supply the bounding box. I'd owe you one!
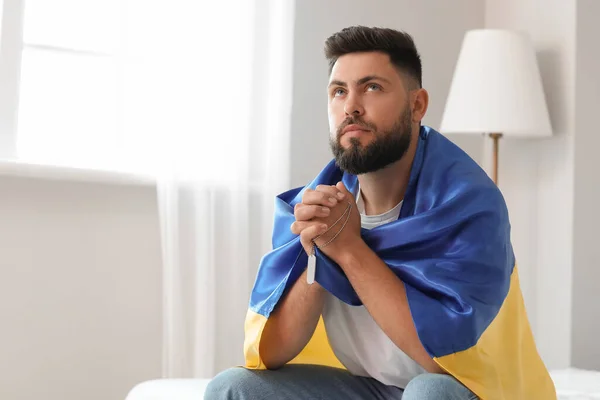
[411,88,429,123]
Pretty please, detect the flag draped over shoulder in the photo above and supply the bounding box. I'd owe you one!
[243,126,556,400]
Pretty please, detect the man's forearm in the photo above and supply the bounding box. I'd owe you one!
[332,239,445,374]
[259,269,326,369]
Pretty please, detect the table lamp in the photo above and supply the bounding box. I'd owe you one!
[440,29,552,185]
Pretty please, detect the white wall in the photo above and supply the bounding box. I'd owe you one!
[484,0,592,371]
[571,0,600,371]
[0,174,162,400]
[290,0,485,188]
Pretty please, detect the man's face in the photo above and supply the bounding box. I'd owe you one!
[327,51,414,175]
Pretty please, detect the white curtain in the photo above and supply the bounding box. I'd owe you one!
[155,0,295,378]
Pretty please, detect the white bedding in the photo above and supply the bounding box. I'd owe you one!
[125,379,211,400]
[125,368,600,399]
[551,368,600,399]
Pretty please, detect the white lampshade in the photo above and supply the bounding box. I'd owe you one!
[440,29,552,137]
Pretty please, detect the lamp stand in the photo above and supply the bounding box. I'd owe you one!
[489,133,503,185]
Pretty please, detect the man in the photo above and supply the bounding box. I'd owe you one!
[205,26,556,400]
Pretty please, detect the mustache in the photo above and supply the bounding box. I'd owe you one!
[336,117,377,138]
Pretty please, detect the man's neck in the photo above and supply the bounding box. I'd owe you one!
[357,128,419,216]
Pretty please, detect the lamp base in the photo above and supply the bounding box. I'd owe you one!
[489,133,503,185]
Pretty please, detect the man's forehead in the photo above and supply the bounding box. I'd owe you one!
[329,52,397,83]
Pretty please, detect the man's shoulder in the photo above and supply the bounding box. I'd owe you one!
[423,127,487,179]
[419,127,508,215]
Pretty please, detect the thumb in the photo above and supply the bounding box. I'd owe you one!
[336,181,350,195]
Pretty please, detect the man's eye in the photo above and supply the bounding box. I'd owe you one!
[333,88,346,97]
[367,84,381,91]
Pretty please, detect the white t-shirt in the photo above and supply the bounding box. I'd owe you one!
[321,189,426,388]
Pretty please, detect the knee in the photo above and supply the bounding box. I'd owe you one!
[204,368,259,400]
[403,374,474,400]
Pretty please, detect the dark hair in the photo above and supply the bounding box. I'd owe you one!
[324,26,422,88]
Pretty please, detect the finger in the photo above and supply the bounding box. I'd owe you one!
[315,184,345,200]
[302,189,339,207]
[336,181,351,195]
[300,223,328,253]
[294,204,331,221]
[290,220,322,235]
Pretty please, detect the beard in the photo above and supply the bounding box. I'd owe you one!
[329,106,412,175]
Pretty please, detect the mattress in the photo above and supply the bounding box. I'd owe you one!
[125,368,600,399]
[551,368,600,399]
[125,379,211,400]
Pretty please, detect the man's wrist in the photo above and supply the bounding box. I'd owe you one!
[330,236,369,269]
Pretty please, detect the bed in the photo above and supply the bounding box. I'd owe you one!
[124,368,600,399]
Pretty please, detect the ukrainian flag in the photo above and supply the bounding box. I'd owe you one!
[244,126,556,400]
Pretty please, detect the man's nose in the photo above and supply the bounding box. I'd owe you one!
[343,93,364,116]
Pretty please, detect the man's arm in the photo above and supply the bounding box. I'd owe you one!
[334,240,445,374]
[314,182,445,374]
[259,269,326,370]
[260,188,340,370]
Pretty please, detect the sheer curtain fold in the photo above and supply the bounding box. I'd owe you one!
[157,0,295,378]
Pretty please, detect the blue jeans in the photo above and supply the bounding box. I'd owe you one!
[204,364,478,399]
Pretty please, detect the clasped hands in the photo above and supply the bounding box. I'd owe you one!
[290,181,361,261]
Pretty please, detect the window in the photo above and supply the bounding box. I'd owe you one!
[18,0,121,171]
[1,0,254,177]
